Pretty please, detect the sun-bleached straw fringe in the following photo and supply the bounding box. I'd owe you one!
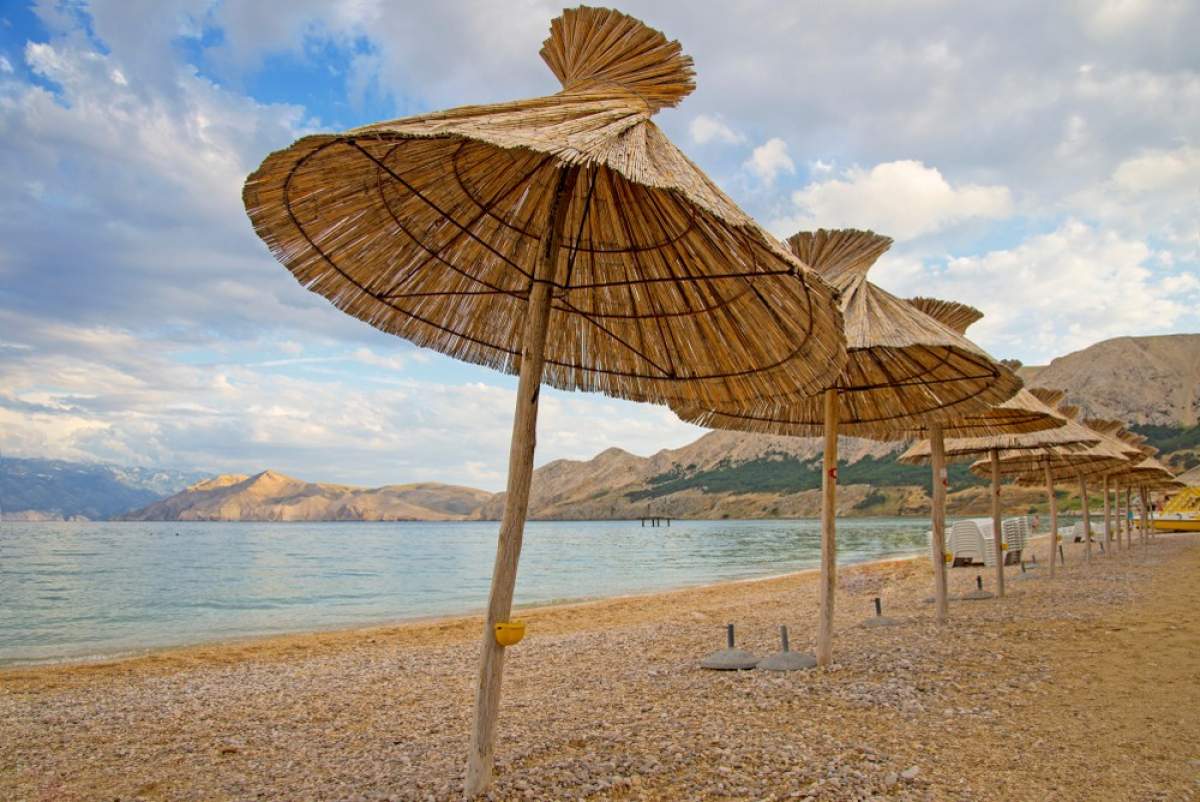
[898,388,1089,465]
[672,232,1022,441]
[242,6,847,409]
[969,411,1149,484]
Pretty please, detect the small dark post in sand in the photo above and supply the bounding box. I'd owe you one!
[861,596,899,627]
[962,574,994,601]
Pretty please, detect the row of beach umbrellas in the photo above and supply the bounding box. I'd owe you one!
[239,7,1182,795]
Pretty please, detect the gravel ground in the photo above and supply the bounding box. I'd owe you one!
[3,532,1198,801]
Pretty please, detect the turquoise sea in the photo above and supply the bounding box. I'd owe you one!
[0,518,940,665]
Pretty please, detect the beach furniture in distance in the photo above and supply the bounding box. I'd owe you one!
[1000,515,1030,564]
[899,379,1083,601]
[947,519,989,566]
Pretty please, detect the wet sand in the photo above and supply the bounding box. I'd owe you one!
[3,532,1198,800]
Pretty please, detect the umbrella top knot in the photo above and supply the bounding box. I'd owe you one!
[1084,418,1126,436]
[1028,387,1066,407]
[540,6,696,113]
[785,228,893,291]
[907,296,984,335]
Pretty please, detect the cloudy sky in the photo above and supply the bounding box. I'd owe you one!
[1,0,1197,488]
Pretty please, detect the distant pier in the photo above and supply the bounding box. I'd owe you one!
[640,516,671,527]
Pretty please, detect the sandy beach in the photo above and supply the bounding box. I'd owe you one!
[3,532,1198,801]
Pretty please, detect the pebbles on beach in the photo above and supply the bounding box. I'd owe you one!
[2,536,1198,801]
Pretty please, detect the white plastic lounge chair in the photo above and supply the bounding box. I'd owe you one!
[948,519,990,566]
[1001,516,1029,564]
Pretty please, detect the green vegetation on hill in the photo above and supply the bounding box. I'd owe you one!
[625,452,985,502]
[1129,424,1200,454]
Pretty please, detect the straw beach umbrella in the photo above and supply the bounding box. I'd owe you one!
[242,8,848,794]
[896,301,1082,609]
[971,411,1142,565]
[1101,454,1178,547]
[673,230,1021,663]
[898,375,1086,603]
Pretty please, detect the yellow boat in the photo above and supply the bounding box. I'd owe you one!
[1153,487,1200,532]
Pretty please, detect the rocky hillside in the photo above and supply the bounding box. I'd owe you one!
[121,470,493,522]
[481,430,1002,520]
[1019,333,1200,426]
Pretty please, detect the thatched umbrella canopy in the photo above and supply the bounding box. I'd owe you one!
[242,8,848,794]
[673,233,1020,660]
[675,231,1021,439]
[244,7,845,410]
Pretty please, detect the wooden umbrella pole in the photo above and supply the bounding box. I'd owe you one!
[990,448,1005,597]
[1045,461,1057,578]
[1079,475,1092,564]
[465,166,577,798]
[1140,487,1149,549]
[816,388,838,666]
[929,424,949,622]
[1126,487,1133,549]
[1113,480,1121,552]
[1102,474,1112,557]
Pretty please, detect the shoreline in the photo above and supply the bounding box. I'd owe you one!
[4,533,1195,800]
[1,549,928,676]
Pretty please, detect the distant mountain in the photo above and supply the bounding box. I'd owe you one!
[489,333,1199,519]
[0,458,206,521]
[1019,333,1200,426]
[121,470,494,521]
[9,333,1195,522]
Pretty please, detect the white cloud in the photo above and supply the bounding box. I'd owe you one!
[0,55,13,74]
[0,312,704,489]
[1111,144,1200,193]
[688,113,744,145]
[873,221,1198,363]
[744,137,794,185]
[2,0,1198,483]
[776,160,1013,240]
[1070,144,1200,251]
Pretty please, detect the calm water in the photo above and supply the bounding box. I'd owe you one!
[0,518,935,665]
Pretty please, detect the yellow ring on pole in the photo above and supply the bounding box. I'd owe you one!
[494,620,526,647]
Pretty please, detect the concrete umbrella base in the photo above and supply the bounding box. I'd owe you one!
[701,624,758,671]
[961,575,995,600]
[756,626,817,672]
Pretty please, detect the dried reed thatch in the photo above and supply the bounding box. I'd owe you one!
[906,296,984,336]
[897,390,1092,465]
[970,427,1135,483]
[891,303,1064,443]
[243,6,847,409]
[672,230,1020,439]
[1102,455,1177,486]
